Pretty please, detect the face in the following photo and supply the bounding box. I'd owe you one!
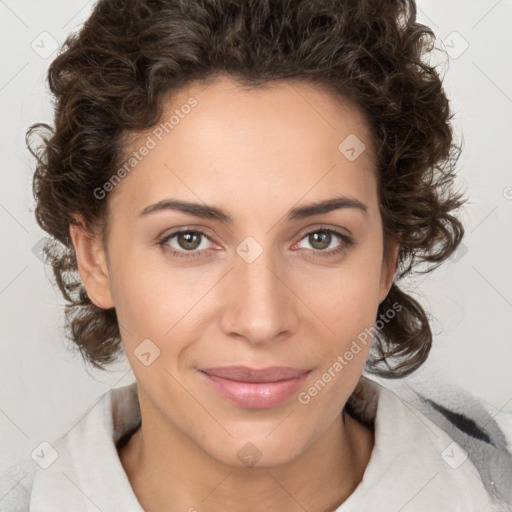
[74,76,397,467]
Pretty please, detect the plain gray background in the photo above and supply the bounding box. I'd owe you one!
[1,0,511,476]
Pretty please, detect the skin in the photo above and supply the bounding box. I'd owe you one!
[70,75,399,512]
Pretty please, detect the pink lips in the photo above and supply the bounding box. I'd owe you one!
[200,366,310,409]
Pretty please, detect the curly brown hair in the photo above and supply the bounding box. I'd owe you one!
[27,0,465,377]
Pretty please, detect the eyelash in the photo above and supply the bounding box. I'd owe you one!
[158,226,354,260]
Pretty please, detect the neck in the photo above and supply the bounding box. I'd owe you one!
[119,390,374,512]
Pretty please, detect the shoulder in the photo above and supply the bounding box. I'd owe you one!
[0,382,141,511]
[348,376,512,511]
[0,456,36,512]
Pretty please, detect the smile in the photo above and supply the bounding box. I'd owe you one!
[199,366,311,409]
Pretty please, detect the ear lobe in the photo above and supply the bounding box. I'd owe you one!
[69,215,114,309]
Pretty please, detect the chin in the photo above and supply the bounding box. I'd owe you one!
[203,431,310,469]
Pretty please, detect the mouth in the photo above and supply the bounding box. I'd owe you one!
[199,366,311,409]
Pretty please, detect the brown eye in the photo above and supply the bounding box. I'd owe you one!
[159,228,215,258]
[294,227,354,258]
[176,231,203,251]
[308,230,332,250]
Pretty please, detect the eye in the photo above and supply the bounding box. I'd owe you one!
[294,228,353,257]
[158,228,216,258]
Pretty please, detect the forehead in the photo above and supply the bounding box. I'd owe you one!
[154,75,375,160]
[108,76,378,220]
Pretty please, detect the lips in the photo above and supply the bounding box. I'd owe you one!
[199,366,310,408]
[201,366,309,382]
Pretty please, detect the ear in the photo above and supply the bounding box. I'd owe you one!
[69,215,114,309]
[378,238,399,305]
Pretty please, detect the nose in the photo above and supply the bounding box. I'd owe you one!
[219,242,299,347]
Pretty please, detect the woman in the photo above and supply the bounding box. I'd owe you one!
[1,0,511,510]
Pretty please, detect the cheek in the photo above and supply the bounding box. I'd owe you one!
[297,247,384,393]
[107,247,221,356]
[297,271,379,415]
[312,252,383,338]
[106,244,176,338]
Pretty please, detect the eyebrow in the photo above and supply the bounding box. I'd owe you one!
[138,196,368,223]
